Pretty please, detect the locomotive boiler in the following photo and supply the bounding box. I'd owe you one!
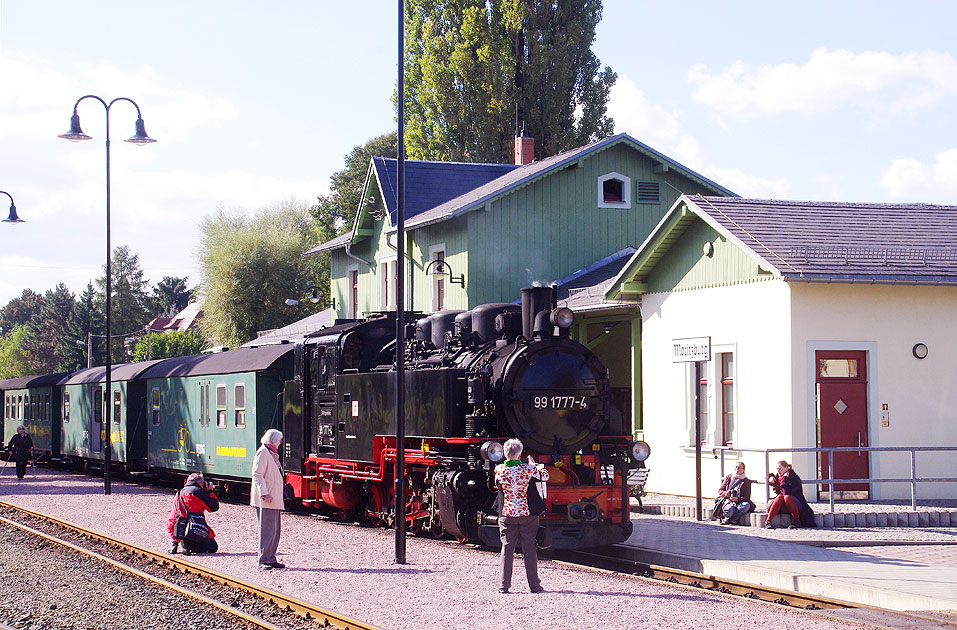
[282,286,649,549]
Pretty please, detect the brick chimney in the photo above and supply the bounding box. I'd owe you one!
[514,125,534,165]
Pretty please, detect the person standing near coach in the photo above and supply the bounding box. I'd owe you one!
[6,425,33,480]
[495,438,549,594]
[251,428,286,570]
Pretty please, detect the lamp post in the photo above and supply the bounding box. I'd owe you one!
[284,285,336,309]
[0,191,25,223]
[59,95,156,495]
[76,332,92,369]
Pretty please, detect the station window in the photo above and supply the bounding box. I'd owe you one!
[151,388,161,425]
[64,392,71,423]
[216,384,227,428]
[720,353,735,446]
[688,348,736,447]
[695,362,709,446]
[113,390,122,424]
[430,245,446,312]
[349,267,359,319]
[379,258,397,311]
[234,383,246,428]
[597,172,632,209]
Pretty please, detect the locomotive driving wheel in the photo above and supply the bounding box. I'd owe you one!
[366,482,390,527]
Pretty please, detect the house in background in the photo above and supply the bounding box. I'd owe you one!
[607,194,957,500]
[145,299,204,334]
[307,132,735,430]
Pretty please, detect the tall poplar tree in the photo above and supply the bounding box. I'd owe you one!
[404,0,616,163]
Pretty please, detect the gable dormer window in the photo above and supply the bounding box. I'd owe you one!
[597,172,631,208]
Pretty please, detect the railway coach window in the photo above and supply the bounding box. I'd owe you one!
[44,393,51,421]
[151,388,160,425]
[113,390,122,424]
[234,383,246,427]
[63,392,70,423]
[216,385,227,427]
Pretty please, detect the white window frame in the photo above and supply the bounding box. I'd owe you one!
[597,172,632,209]
[234,383,246,428]
[216,384,227,428]
[347,264,359,319]
[685,343,737,447]
[429,244,446,312]
[378,256,398,311]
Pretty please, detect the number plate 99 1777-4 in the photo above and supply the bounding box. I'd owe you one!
[531,395,589,410]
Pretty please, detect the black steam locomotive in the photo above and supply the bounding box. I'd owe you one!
[282,286,649,549]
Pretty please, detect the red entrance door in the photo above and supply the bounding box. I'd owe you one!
[816,351,869,497]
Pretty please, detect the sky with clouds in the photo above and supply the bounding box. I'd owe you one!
[1,0,955,307]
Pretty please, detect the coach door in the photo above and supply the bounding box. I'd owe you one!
[196,380,211,466]
[90,386,103,453]
[816,351,869,499]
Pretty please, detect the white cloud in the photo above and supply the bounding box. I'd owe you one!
[0,53,324,304]
[688,48,957,119]
[607,76,681,149]
[880,149,957,203]
[608,75,790,200]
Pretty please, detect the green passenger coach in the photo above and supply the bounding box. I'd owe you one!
[60,360,165,470]
[141,345,294,482]
[1,373,69,459]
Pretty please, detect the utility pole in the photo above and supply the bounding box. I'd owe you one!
[87,330,93,368]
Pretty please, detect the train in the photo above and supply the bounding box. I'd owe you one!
[1,286,649,549]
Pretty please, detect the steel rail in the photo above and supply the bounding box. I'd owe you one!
[554,548,957,628]
[0,501,377,630]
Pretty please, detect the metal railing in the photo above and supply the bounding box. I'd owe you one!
[711,445,957,512]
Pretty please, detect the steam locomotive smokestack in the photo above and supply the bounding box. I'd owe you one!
[521,286,553,339]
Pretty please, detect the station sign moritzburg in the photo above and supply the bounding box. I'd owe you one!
[672,337,711,363]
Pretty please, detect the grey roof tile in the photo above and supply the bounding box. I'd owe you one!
[689,195,957,283]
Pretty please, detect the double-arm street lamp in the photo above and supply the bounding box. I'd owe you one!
[59,95,156,495]
[0,191,25,223]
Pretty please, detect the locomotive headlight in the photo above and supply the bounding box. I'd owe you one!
[549,307,574,329]
[480,441,505,463]
[628,440,651,463]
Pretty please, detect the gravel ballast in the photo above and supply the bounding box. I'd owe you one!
[0,470,878,630]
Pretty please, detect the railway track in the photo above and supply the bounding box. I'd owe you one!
[552,548,957,629]
[0,501,376,630]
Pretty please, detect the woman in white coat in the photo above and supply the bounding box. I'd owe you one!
[251,428,285,570]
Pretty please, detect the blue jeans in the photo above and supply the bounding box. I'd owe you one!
[722,500,753,523]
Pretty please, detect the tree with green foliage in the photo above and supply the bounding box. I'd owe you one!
[130,329,207,361]
[60,282,103,371]
[404,0,616,163]
[151,276,192,317]
[0,326,31,378]
[0,289,43,336]
[308,132,398,304]
[198,199,323,350]
[95,245,153,363]
[22,283,75,374]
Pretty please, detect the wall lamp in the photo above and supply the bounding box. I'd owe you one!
[424,258,465,286]
[0,191,24,223]
[286,285,336,309]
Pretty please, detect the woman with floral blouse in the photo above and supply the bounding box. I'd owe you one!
[494,438,549,594]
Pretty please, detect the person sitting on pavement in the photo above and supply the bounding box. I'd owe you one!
[167,472,220,554]
[766,460,815,528]
[717,461,753,525]
[6,425,34,480]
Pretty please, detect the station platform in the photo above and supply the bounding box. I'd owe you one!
[623,495,957,612]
